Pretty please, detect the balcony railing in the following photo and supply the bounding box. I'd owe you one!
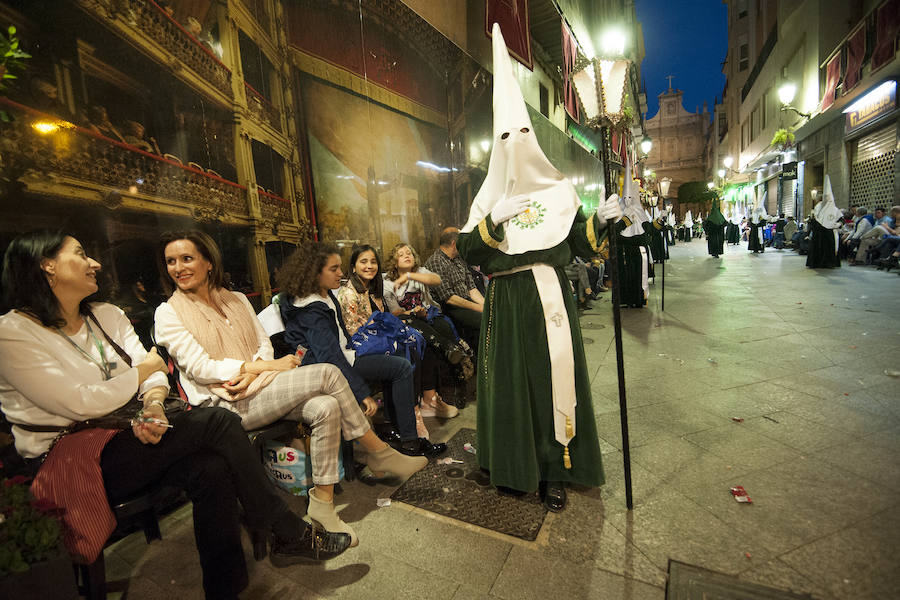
[258,188,294,224]
[244,82,281,132]
[0,99,248,221]
[79,0,233,98]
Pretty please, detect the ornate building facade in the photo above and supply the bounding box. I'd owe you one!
[643,85,710,216]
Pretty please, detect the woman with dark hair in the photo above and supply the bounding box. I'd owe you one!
[0,231,352,600]
[337,245,457,440]
[154,230,427,548]
[277,241,446,458]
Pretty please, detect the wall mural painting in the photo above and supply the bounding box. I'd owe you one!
[300,76,452,255]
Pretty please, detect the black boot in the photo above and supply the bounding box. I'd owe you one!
[539,481,567,512]
[398,437,447,457]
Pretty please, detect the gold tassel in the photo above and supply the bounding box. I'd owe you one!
[565,417,574,439]
[563,446,572,469]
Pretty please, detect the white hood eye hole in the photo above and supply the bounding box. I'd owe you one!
[501,132,510,140]
[519,127,529,133]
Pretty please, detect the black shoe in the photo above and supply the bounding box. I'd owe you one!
[376,426,402,445]
[539,481,567,512]
[270,524,352,567]
[398,438,447,457]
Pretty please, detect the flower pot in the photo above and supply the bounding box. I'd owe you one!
[0,550,79,599]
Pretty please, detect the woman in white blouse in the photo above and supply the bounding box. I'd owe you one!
[0,231,352,598]
[154,230,426,548]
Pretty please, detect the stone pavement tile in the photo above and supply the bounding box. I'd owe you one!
[604,489,774,576]
[109,575,190,600]
[737,557,835,600]
[542,488,667,587]
[781,395,896,436]
[702,456,896,555]
[767,372,865,400]
[451,585,497,600]
[629,436,749,507]
[597,450,667,514]
[742,411,856,452]
[780,506,900,600]
[812,434,900,492]
[337,500,512,594]
[278,544,460,600]
[241,563,325,600]
[684,424,802,471]
[628,401,733,436]
[490,545,665,600]
[595,410,678,450]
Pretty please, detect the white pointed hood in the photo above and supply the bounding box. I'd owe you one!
[666,210,676,227]
[461,23,580,253]
[621,158,647,238]
[683,210,694,228]
[813,175,843,229]
[751,191,769,223]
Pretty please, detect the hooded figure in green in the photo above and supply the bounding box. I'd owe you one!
[456,23,623,511]
[703,197,727,258]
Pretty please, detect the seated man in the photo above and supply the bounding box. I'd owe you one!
[424,227,483,351]
[783,216,798,247]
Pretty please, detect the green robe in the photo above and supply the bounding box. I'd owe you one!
[457,209,608,492]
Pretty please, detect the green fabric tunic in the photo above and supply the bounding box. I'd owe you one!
[617,221,651,308]
[457,209,607,492]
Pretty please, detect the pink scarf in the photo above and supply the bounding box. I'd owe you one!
[168,288,277,401]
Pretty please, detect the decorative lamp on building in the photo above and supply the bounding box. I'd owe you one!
[778,83,811,119]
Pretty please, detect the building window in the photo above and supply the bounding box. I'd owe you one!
[737,0,748,18]
[739,44,749,71]
[741,121,748,151]
[761,91,768,130]
[751,103,760,140]
[667,103,675,115]
[539,83,549,118]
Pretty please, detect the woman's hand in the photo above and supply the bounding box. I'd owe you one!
[361,396,378,416]
[136,347,167,384]
[223,371,258,393]
[243,354,301,374]
[132,402,169,445]
[395,272,409,287]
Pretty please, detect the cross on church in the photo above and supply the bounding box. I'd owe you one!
[666,75,675,91]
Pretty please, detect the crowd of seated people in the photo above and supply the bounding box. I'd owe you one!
[0,217,615,596]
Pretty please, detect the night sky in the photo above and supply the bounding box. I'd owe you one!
[635,0,728,121]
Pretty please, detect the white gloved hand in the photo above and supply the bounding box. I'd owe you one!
[595,194,624,229]
[490,194,531,225]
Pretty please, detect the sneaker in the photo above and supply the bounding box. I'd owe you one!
[419,395,459,418]
[270,524,352,567]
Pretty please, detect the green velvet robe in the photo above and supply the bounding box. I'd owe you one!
[457,209,609,492]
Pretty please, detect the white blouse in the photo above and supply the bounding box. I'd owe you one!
[0,303,169,458]
[154,292,273,406]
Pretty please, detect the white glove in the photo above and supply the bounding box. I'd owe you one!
[595,194,624,228]
[490,194,531,225]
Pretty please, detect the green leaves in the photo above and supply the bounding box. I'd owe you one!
[1,24,31,92]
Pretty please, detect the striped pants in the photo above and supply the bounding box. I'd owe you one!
[208,363,370,485]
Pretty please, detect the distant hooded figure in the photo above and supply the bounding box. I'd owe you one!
[726,209,742,244]
[648,204,669,262]
[748,193,768,253]
[666,210,677,245]
[616,162,656,307]
[806,176,842,268]
[703,198,727,258]
[456,23,623,512]
[681,210,694,242]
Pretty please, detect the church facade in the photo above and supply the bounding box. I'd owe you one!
[644,85,710,218]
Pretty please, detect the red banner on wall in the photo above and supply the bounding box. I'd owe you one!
[821,53,841,111]
[872,0,900,72]
[562,22,580,121]
[486,0,533,70]
[844,25,866,92]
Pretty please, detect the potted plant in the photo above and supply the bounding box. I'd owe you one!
[771,128,795,151]
[0,472,79,598]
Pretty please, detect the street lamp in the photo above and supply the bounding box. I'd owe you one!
[723,155,734,169]
[659,176,671,198]
[640,135,653,157]
[778,82,811,118]
[717,169,726,178]
[568,26,636,510]
[707,181,715,190]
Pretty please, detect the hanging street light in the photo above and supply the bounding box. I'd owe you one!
[640,135,653,157]
[778,82,811,119]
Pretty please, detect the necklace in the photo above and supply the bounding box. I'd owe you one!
[57,319,115,380]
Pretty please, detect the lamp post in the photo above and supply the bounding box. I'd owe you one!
[570,27,635,510]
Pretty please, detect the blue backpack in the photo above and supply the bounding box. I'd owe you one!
[350,311,425,366]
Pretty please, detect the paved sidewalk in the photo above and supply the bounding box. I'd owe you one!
[106,240,900,599]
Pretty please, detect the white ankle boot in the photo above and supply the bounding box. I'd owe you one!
[307,488,358,547]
